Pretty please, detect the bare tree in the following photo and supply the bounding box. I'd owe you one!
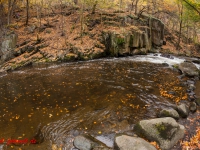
[25,0,29,25]
[7,0,17,25]
[176,0,184,50]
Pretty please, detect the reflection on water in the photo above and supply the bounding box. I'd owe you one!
[0,58,186,149]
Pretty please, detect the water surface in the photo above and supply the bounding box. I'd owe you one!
[0,56,188,149]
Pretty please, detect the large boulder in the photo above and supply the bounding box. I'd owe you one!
[141,14,164,46]
[114,135,157,150]
[134,117,185,150]
[0,34,17,63]
[178,62,199,77]
[102,29,149,57]
[74,134,111,150]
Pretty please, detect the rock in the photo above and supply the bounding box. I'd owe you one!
[192,60,200,64]
[114,135,156,150]
[134,117,185,150]
[102,28,150,57]
[158,109,179,119]
[168,91,176,95]
[189,102,197,113]
[188,93,196,101]
[0,70,7,76]
[187,80,195,85]
[162,63,169,67]
[178,62,199,77]
[188,84,196,91]
[74,134,110,150]
[176,103,189,118]
[141,14,164,46]
[32,126,44,144]
[196,98,200,106]
[0,34,17,62]
[160,54,171,58]
[25,25,36,33]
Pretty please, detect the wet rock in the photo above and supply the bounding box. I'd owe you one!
[160,53,171,58]
[134,117,185,150]
[114,135,156,150]
[74,134,110,150]
[176,103,189,118]
[196,98,200,106]
[158,109,179,120]
[33,126,44,144]
[189,102,197,113]
[178,62,199,77]
[188,84,196,91]
[192,60,200,64]
[162,63,169,67]
[188,94,196,101]
[187,80,195,85]
[168,91,176,95]
[70,130,80,137]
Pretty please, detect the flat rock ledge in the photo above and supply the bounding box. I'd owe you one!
[134,117,185,150]
[114,135,156,150]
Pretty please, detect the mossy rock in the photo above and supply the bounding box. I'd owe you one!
[134,117,185,150]
[63,53,78,61]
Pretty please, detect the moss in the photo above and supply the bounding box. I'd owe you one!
[116,36,125,47]
[172,64,179,69]
[162,110,170,116]
[155,123,175,140]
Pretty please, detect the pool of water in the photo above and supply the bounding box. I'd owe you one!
[0,55,189,149]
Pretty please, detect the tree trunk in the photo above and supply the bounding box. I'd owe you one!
[7,0,17,25]
[7,0,11,25]
[91,1,97,14]
[26,0,29,25]
[176,0,183,50]
[135,0,139,15]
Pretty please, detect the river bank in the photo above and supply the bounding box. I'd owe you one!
[0,5,200,73]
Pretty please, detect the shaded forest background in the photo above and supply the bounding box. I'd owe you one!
[0,0,200,50]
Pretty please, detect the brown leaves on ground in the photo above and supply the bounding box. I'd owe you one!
[181,127,200,150]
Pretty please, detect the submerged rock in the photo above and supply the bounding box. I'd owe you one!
[134,117,185,150]
[178,62,199,77]
[114,135,156,150]
[177,103,189,118]
[74,134,111,150]
[158,109,179,119]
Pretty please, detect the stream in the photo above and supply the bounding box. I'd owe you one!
[0,54,199,150]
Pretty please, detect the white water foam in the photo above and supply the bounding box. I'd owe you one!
[125,53,186,66]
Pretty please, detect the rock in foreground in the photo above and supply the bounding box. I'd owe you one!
[114,135,156,150]
[178,62,199,77]
[74,134,111,150]
[134,117,185,150]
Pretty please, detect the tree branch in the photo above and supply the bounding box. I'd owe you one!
[182,0,200,15]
